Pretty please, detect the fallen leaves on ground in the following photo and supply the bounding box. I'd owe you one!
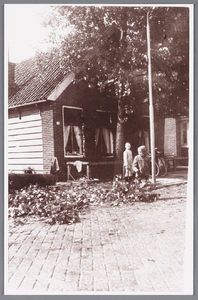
[8,178,187,225]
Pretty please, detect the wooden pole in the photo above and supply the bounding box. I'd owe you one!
[147,11,156,184]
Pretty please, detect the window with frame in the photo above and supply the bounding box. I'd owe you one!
[95,111,114,157]
[63,107,83,157]
[180,120,189,147]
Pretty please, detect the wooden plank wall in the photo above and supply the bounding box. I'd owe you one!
[8,107,44,173]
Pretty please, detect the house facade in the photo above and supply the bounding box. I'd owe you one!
[8,58,119,179]
[8,57,189,179]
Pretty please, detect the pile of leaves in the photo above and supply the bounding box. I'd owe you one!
[8,178,159,224]
[103,177,159,205]
[8,184,90,225]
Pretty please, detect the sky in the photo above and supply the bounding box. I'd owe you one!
[5,4,191,64]
[5,4,52,63]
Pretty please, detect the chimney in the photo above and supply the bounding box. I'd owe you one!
[8,62,18,97]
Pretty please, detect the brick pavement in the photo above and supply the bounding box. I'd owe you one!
[6,176,188,294]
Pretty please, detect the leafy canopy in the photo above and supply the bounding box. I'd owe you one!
[40,5,189,117]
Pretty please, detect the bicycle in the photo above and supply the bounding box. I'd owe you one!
[156,148,167,176]
[149,148,167,177]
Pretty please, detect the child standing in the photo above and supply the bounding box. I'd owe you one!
[133,145,150,182]
[123,142,133,181]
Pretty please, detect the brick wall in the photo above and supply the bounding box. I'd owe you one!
[47,84,83,177]
[40,82,118,179]
[53,101,65,169]
[164,118,177,156]
[41,103,55,173]
[155,117,165,153]
[39,83,85,177]
[176,118,181,156]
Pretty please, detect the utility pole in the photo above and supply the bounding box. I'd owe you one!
[147,10,156,184]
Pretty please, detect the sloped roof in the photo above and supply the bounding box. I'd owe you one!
[8,24,121,109]
[8,57,70,108]
[14,57,39,87]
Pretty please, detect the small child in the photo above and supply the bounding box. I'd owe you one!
[123,142,133,181]
[133,145,150,183]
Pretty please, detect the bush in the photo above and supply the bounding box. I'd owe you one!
[9,173,56,192]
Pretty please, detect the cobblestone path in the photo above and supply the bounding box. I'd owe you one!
[7,188,187,294]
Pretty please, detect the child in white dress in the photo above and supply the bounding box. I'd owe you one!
[123,142,133,182]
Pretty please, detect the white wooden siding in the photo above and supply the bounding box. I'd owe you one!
[8,119,42,130]
[8,145,43,153]
[8,132,42,141]
[8,165,44,173]
[8,107,44,173]
[8,152,43,159]
[8,113,41,125]
[8,126,42,136]
[8,139,43,147]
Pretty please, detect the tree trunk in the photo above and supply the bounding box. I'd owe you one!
[113,8,128,175]
[114,97,125,175]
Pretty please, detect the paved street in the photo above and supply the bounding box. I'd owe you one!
[6,172,188,294]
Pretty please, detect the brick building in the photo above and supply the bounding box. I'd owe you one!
[8,57,119,179]
[7,55,189,179]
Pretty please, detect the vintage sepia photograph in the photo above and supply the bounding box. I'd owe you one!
[4,4,193,295]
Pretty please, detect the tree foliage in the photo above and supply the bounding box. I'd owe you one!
[41,5,189,118]
[37,6,189,163]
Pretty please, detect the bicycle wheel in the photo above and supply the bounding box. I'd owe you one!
[149,161,159,177]
[159,158,167,176]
